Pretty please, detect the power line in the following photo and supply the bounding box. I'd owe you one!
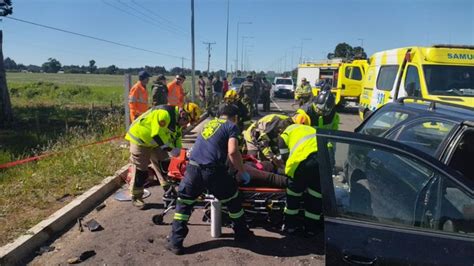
[131,0,190,35]
[114,0,188,38]
[6,16,188,60]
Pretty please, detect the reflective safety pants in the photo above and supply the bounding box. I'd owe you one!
[169,163,246,247]
[284,152,322,229]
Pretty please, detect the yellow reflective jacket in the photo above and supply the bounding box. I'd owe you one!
[125,105,181,148]
[280,124,317,178]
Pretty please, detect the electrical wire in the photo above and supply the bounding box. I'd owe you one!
[6,16,188,60]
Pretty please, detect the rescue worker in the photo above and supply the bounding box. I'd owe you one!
[166,104,254,255]
[151,74,168,106]
[254,76,262,116]
[243,114,293,166]
[183,102,202,126]
[205,75,214,111]
[222,77,229,96]
[295,78,312,107]
[223,89,251,130]
[294,85,339,130]
[198,75,206,105]
[261,77,272,112]
[168,74,186,108]
[278,124,322,236]
[212,75,223,105]
[128,70,150,121]
[238,75,256,117]
[125,105,190,209]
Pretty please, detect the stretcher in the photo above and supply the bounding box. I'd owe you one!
[151,149,287,228]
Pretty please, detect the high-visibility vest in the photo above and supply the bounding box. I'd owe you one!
[125,105,181,148]
[128,81,149,121]
[243,114,289,143]
[280,124,317,178]
[167,80,184,107]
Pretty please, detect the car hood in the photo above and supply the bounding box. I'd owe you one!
[274,84,294,91]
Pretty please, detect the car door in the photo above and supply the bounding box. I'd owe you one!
[339,64,364,97]
[317,130,474,266]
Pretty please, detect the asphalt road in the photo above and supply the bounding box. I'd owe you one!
[30,98,362,266]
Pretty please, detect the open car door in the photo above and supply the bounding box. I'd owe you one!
[316,130,474,265]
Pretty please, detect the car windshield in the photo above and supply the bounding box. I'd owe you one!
[423,65,474,97]
[276,79,292,85]
[231,77,245,86]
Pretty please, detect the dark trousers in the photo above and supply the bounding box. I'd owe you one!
[261,92,270,112]
[169,164,245,247]
[284,153,322,229]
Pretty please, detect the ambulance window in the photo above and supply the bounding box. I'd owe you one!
[345,66,352,78]
[352,67,363,81]
[405,66,421,97]
[377,65,399,91]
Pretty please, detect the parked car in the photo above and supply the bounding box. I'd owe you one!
[316,98,474,265]
[230,77,245,91]
[272,77,294,98]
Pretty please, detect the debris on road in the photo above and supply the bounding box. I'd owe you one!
[77,218,83,232]
[95,202,106,212]
[67,250,96,264]
[36,245,55,255]
[84,219,103,232]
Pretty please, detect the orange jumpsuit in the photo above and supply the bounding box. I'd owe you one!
[128,81,149,121]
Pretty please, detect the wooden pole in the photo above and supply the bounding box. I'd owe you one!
[0,30,12,127]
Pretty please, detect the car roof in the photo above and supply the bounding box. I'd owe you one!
[384,100,474,124]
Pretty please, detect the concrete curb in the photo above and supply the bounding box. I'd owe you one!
[0,165,129,265]
[0,112,209,265]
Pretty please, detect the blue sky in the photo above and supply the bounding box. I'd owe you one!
[2,0,473,71]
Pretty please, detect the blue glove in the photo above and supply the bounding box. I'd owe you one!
[239,171,251,185]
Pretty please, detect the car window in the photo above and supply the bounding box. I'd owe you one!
[345,66,352,78]
[359,110,410,136]
[437,178,474,236]
[387,119,456,155]
[331,141,434,228]
[276,79,292,85]
[351,67,363,81]
[376,65,399,91]
[404,65,421,97]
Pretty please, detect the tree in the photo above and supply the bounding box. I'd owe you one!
[352,46,367,59]
[41,58,62,73]
[105,65,118,75]
[327,42,367,60]
[0,31,12,126]
[4,57,16,70]
[88,60,97,73]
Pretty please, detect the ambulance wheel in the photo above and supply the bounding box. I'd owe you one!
[152,214,164,225]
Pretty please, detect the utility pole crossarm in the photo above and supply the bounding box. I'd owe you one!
[203,41,216,74]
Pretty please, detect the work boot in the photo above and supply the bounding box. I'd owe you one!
[131,189,145,210]
[165,242,184,255]
[304,219,323,238]
[234,228,255,242]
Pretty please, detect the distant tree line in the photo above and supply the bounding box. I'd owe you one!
[3,57,229,77]
[327,43,367,60]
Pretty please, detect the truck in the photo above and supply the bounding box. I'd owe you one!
[296,59,368,106]
[359,45,474,120]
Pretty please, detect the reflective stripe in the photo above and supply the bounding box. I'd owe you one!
[304,211,321,221]
[229,209,244,219]
[307,188,322,198]
[127,132,145,145]
[284,207,299,215]
[289,133,317,156]
[220,190,239,204]
[174,213,190,221]
[177,198,196,205]
[188,160,200,167]
[286,188,303,197]
[279,148,289,154]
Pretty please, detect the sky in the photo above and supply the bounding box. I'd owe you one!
[2,0,473,72]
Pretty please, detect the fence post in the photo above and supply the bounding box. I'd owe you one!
[123,74,131,130]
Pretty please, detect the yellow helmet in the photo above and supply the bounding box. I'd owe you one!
[224,90,238,102]
[184,102,202,124]
[292,113,310,126]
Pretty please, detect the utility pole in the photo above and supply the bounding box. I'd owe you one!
[235,21,251,74]
[191,0,195,102]
[357,38,364,47]
[203,41,216,74]
[241,36,253,72]
[299,38,311,64]
[225,0,230,78]
[181,57,184,69]
[0,0,13,127]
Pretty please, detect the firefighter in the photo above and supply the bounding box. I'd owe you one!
[295,78,312,107]
[295,85,339,130]
[128,70,150,122]
[278,124,322,236]
[223,89,251,130]
[166,104,253,255]
[151,74,168,106]
[238,75,256,117]
[183,102,203,126]
[260,77,272,112]
[125,105,190,209]
[243,114,293,168]
[168,74,186,108]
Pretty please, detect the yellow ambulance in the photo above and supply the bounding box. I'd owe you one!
[297,59,368,106]
[359,45,474,119]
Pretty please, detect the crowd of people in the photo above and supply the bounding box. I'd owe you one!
[124,70,339,255]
